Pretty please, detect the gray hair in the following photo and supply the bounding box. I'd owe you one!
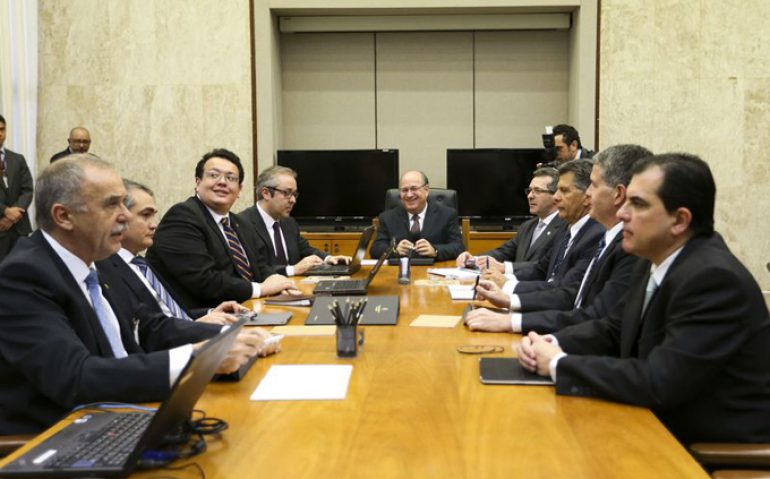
[123,179,155,210]
[35,154,112,231]
[256,165,297,194]
[557,159,593,192]
[532,167,559,193]
[593,144,653,187]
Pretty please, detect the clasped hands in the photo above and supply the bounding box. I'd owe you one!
[293,254,352,275]
[396,238,435,257]
[0,206,25,231]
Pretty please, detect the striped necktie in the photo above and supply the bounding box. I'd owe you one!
[221,216,254,281]
[548,231,572,281]
[84,268,128,358]
[131,257,192,320]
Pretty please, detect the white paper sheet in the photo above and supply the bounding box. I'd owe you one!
[250,365,353,401]
[448,284,475,300]
[361,259,378,266]
[427,267,480,279]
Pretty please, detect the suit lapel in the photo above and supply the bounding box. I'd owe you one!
[249,208,275,260]
[421,203,438,238]
[516,219,536,262]
[282,219,301,264]
[620,268,650,358]
[529,217,564,261]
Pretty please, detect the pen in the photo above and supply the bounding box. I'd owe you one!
[487,257,489,270]
[472,275,480,302]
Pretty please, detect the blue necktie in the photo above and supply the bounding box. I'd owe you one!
[85,268,128,358]
[574,237,606,307]
[548,231,572,281]
[131,257,192,321]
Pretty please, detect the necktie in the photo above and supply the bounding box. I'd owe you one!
[548,231,572,281]
[410,214,421,236]
[529,220,547,248]
[640,274,658,317]
[84,269,128,358]
[131,257,191,320]
[0,150,5,171]
[272,221,288,265]
[574,237,606,307]
[221,216,253,281]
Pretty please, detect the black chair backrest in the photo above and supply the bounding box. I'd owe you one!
[384,188,458,212]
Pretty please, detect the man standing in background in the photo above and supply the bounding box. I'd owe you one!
[0,114,34,262]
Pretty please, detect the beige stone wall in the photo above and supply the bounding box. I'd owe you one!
[599,0,770,288]
[37,0,254,214]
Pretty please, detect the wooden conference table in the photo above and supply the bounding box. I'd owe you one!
[2,263,709,478]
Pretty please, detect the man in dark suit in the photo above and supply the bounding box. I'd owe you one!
[98,179,254,324]
[239,165,350,276]
[0,155,273,434]
[147,148,294,311]
[540,124,593,168]
[370,170,464,261]
[466,144,651,334]
[456,167,565,271]
[519,154,770,444]
[0,114,34,261]
[49,126,91,163]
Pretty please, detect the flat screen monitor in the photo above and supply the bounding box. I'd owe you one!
[276,149,399,221]
[446,148,544,220]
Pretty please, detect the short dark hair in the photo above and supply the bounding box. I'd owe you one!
[593,144,653,187]
[532,167,559,193]
[557,159,593,192]
[0,114,5,125]
[195,148,244,184]
[553,124,582,149]
[631,153,715,237]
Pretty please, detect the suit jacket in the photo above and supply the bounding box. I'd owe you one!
[49,147,72,163]
[512,217,604,294]
[0,149,34,253]
[370,201,464,261]
[96,253,211,320]
[0,231,220,434]
[146,196,273,310]
[554,234,770,443]
[519,232,641,332]
[238,205,326,275]
[484,214,566,264]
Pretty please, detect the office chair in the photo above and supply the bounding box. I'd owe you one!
[690,442,770,479]
[383,188,458,212]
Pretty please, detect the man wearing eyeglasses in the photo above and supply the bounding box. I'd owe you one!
[239,166,350,276]
[147,149,295,310]
[50,126,92,163]
[370,170,464,261]
[456,167,565,272]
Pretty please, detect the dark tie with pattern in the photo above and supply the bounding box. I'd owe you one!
[410,215,420,236]
[272,221,288,265]
[131,256,192,320]
[574,237,606,307]
[548,231,572,281]
[221,216,254,281]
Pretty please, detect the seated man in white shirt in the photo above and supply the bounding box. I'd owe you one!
[239,166,350,276]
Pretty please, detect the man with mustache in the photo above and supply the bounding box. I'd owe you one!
[0,155,273,434]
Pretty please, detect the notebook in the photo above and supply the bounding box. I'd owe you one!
[312,247,389,296]
[305,296,400,325]
[479,357,554,386]
[0,318,247,478]
[303,226,374,276]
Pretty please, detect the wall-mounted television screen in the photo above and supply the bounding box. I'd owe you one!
[446,148,544,222]
[276,149,399,223]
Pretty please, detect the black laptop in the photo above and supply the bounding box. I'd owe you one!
[312,247,389,296]
[304,226,375,276]
[305,295,400,325]
[0,318,247,478]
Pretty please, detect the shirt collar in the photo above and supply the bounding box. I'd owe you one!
[650,246,685,286]
[569,213,591,238]
[409,203,428,220]
[117,248,135,264]
[605,221,624,245]
[41,230,93,284]
[256,202,278,229]
[541,209,559,225]
[197,195,230,225]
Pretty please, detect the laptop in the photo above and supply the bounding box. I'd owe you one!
[303,226,375,276]
[0,318,247,478]
[312,247,390,296]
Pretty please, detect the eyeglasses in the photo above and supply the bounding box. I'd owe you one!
[268,186,299,199]
[525,187,554,195]
[203,170,240,184]
[399,185,427,195]
[69,139,91,144]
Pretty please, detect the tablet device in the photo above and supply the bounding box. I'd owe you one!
[479,357,554,385]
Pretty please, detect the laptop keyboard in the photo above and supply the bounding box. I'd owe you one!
[326,280,362,290]
[46,412,152,469]
[309,264,348,274]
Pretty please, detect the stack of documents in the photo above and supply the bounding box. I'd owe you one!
[427,267,480,280]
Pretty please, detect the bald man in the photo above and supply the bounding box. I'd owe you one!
[50,126,92,163]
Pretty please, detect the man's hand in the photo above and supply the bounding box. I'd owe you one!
[481,269,507,288]
[215,328,280,374]
[396,239,414,256]
[477,256,505,273]
[414,238,436,257]
[4,206,24,223]
[293,255,324,275]
[0,217,12,232]
[474,279,511,308]
[326,255,351,265]
[532,336,563,377]
[196,311,239,326]
[213,300,249,315]
[464,307,513,332]
[260,274,295,297]
[516,332,561,376]
[456,251,473,268]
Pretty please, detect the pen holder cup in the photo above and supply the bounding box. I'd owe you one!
[336,324,358,358]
